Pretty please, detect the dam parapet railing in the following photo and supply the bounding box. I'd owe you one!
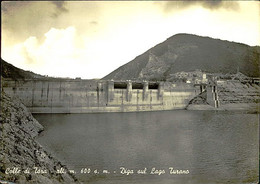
[2,78,215,113]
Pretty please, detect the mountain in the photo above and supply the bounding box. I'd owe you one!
[1,59,45,80]
[103,34,260,81]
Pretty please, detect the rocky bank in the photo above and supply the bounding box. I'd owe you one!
[186,80,260,112]
[0,92,80,184]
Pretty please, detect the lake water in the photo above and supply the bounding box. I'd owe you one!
[34,110,259,184]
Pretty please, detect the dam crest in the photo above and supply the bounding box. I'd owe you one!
[2,79,218,113]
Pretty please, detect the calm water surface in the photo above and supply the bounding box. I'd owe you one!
[34,110,259,184]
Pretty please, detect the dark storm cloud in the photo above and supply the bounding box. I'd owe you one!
[1,1,70,45]
[1,1,32,13]
[200,1,239,10]
[163,0,240,12]
[1,1,47,44]
[51,1,68,18]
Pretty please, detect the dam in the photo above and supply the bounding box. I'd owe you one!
[2,78,217,113]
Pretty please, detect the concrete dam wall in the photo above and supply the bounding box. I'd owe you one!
[2,79,201,113]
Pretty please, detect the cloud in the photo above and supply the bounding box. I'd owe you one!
[41,26,77,59]
[2,26,85,76]
[21,47,35,64]
[89,21,98,25]
[1,1,99,46]
[1,1,32,13]
[162,1,240,13]
[22,37,38,64]
[51,1,69,18]
[52,1,68,12]
[1,1,57,45]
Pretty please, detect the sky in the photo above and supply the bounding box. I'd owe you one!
[1,1,259,79]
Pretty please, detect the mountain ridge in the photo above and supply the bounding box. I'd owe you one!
[103,33,260,80]
[1,59,45,80]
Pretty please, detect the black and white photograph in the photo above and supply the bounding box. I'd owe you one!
[1,1,259,184]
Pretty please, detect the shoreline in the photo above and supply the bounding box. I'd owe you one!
[186,103,259,113]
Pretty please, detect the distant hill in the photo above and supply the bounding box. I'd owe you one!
[1,59,45,80]
[103,34,260,81]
